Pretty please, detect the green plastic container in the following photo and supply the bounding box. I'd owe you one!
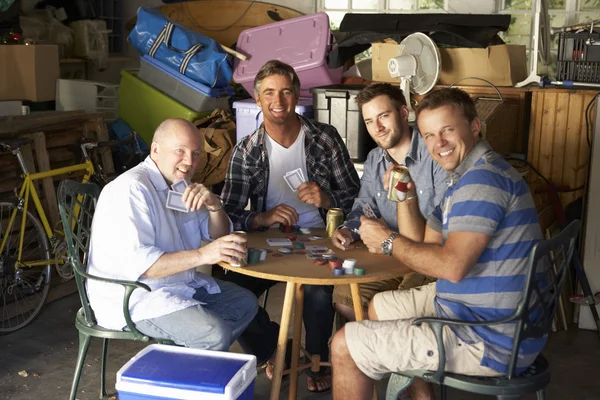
[119,69,211,145]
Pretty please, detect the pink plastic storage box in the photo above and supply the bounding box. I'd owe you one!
[233,12,342,98]
[233,97,313,142]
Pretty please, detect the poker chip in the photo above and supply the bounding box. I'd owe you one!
[300,228,312,234]
[286,235,297,241]
[313,258,327,265]
[353,267,366,276]
[333,267,345,276]
[293,242,305,249]
[264,249,273,253]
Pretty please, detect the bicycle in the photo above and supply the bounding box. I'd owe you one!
[0,136,132,333]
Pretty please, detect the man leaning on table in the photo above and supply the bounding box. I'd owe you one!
[331,88,544,400]
[220,60,360,392]
[87,118,257,351]
[330,83,447,323]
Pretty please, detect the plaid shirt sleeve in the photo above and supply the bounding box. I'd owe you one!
[221,141,256,231]
[318,124,361,216]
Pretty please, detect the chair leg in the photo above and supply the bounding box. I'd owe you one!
[262,288,270,309]
[385,374,412,400]
[69,331,92,400]
[440,384,447,400]
[536,389,546,400]
[100,339,109,398]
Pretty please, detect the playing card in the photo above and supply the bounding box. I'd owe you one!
[306,249,335,259]
[266,238,293,246]
[286,168,305,181]
[309,248,334,255]
[283,168,305,192]
[363,203,377,219]
[166,191,189,212]
[306,245,329,252]
[172,179,188,194]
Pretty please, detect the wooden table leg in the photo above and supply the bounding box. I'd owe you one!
[349,283,365,321]
[350,283,377,400]
[288,284,304,400]
[270,282,296,400]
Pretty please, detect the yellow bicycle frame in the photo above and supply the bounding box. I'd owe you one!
[0,160,95,268]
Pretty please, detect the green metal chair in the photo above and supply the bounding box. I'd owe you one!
[57,180,173,400]
[386,220,581,400]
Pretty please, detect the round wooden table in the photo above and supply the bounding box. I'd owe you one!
[218,228,411,400]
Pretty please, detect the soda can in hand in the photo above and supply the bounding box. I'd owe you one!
[387,165,412,203]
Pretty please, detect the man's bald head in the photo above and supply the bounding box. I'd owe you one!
[150,118,203,185]
[152,118,199,145]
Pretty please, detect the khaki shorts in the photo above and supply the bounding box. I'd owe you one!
[332,272,434,314]
[345,282,502,380]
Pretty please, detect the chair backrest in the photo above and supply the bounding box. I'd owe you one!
[57,179,101,327]
[506,219,581,378]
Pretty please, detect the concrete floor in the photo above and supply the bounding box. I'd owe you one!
[1,282,599,400]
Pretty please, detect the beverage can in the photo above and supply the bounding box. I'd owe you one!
[326,208,344,238]
[387,165,412,202]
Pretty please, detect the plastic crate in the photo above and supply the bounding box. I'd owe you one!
[138,56,232,113]
[232,97,313,142]
[233,13,342,98]
[119,69,211,145]
[56,79,120,121]
[116,344,256,400]
[556,32,600,83]
[310,85,376,162]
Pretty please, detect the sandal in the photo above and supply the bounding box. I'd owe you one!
[305,366,332,393]
[263,338,294,381]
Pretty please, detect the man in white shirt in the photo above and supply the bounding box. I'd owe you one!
[87,118,258,350]
[221,60,360,392]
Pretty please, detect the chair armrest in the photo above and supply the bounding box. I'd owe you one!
[74,262,151,338]
[410,313,518,384]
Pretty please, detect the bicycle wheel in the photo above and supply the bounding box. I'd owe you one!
[0,202,51,333]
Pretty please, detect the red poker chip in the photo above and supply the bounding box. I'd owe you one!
[313,258,327,265]
[286,235,297,241]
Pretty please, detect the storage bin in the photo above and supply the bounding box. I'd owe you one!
[556,32,600,83]
[56,79,120,121]
[119,69,211,145]
[232,97,313,142]
[233,13,342,98]
[310,85,376,162]
[138,56,232,112]
[116,344,256,400]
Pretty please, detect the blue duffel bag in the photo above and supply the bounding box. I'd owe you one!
[128,7,233,89]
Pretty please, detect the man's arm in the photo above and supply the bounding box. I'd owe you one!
[359,216,489,283]
[322,127,361,215]
[221,143,258,231]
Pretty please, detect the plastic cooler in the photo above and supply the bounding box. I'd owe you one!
[116,344,257,400]
[138,56,233,112]
[310,85,376,162]
[233,12,342,98]
[232,97,314,142]
[119,69,211,145]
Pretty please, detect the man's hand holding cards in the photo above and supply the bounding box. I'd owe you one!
[283,168,305,192]
[166,179,221,213]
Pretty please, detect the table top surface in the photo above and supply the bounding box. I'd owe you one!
[218,228,411,285]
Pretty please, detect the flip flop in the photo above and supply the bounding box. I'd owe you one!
[264,338,294,381]
[306,366,332,393]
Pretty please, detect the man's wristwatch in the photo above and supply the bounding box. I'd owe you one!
[381,232,399,256]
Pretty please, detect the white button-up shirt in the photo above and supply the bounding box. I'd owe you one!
[87,157,231,330]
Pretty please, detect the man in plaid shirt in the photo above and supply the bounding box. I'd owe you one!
[220,60,359,392]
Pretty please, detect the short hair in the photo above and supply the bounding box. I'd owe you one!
[355,83,407,111]
[253,60,301,98]
[152,118,197,144]
[415,88,477,123]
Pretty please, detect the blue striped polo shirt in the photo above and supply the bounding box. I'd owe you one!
[427,140,544,375]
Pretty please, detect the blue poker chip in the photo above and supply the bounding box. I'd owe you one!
[333,267,345,276]
[264,249,273,253]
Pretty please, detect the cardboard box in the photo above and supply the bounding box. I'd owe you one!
[0,45,60,102]
[372,42,527,87]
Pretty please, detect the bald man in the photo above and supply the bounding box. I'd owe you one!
[87,118,258,350]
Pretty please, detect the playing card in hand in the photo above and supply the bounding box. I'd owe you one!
[283,168,306,192]
[363,203,377,219]
[166,191,189,213]
[172,179,188,194]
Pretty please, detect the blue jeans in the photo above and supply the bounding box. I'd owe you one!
[134,279,258,351]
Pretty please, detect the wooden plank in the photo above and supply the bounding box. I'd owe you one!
[551,93,570,186]
[0,111,108,136]
[83,117,115,175]
[44,129,84,149]
[562,94,584,207]
[528,92,544,171]
[23,132,59,229]
[539,92,557,182]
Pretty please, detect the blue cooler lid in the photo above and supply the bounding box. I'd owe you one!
[117,345,256,399]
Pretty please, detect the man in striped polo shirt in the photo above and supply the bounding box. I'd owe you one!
[330,88,543,400]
